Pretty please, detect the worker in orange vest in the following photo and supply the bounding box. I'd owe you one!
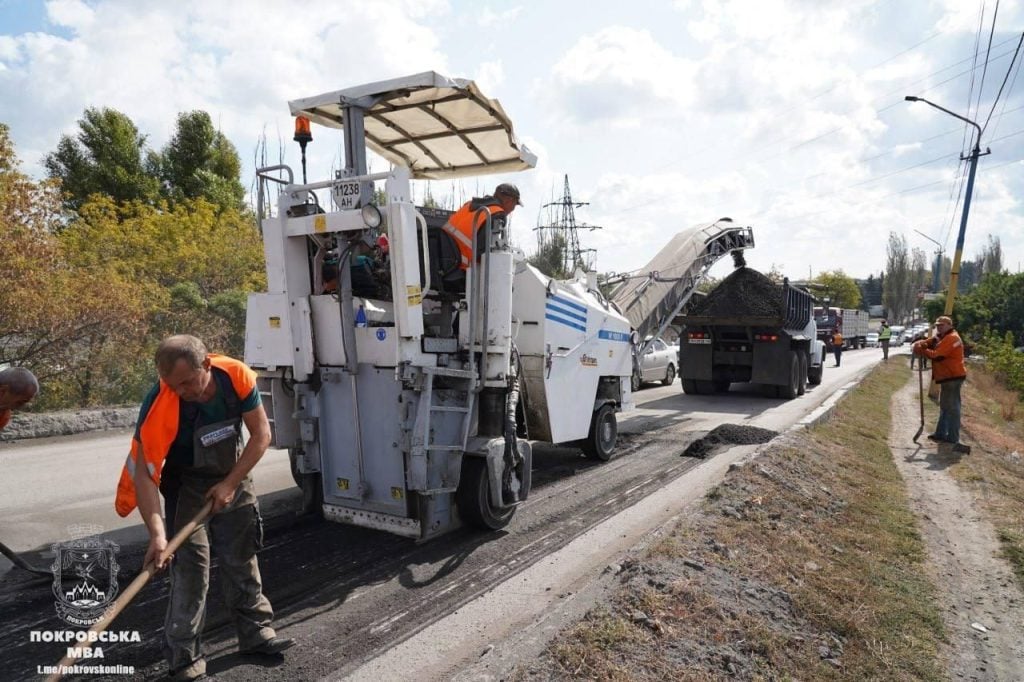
[441,183,522,269]
[913,315,969,453]
[0,367,38,432]
[114,335,292,680]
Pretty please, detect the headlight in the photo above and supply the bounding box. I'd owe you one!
[361,204,383,229]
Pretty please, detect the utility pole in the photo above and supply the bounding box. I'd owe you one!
[913,228,945,293]
[905,96,990,316]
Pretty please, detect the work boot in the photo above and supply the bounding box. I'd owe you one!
[952,443,971,454]
[926,433,944,442]
[241,636,295,656]
[168,658,206,681]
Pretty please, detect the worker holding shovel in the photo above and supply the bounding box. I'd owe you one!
[913,316,970,454]
[113,335,293,680]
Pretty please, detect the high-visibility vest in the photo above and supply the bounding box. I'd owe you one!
[918,330,967,383]
[113,355,257,517]
[441,198,506,270]
[879,326,892,340]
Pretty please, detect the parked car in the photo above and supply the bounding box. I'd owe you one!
[634,337,677,390]
[889,325,905,346]
[866,332,879,348]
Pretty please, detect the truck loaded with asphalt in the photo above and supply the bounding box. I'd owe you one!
[677,257,825,399]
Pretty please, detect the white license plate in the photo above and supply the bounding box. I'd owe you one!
[688,338,711,344]
[334,180,361,210]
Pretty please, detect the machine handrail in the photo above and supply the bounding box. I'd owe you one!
[414,209,431,295]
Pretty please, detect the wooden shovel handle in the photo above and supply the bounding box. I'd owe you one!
[45,501,214,682]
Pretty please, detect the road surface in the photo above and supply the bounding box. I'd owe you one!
[0,346,894,680]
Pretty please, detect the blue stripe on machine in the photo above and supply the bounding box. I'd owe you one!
[548,294,587,313]
[598,329,631,343]
[545,313,587,332]
[545,301,587,323]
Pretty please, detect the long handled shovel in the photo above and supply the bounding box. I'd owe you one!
[912,359,925,443]
[45,501,214,682]
[0,538,52,576]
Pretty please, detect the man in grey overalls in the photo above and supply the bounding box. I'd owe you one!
[129,335,293,680]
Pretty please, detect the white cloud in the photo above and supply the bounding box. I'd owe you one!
[45,0,95,29]
[474,60,505,92]
[477,5,522,28]
[0,0,450,178]
[541,26,697,127]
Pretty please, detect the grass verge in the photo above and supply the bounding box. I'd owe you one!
[518,361,947,681]
[951,363,1024,589]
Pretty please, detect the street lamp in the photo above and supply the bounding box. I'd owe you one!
[912,228,945,293]
[904,95,990,316]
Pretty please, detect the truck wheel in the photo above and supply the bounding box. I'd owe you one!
[581,404,617,461]
[714,380,730,393]
[778,352,799,400]
[797,353,808,395]
[456,456,516,530]
[808,361,823,385]
[662,364,676,385]
[682,379,698,394]
[696,380,716,394]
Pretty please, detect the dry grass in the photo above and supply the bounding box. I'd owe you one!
[951,365,1024,588]
[522,362,947,681]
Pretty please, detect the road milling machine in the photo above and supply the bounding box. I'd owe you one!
[244,73,634,541]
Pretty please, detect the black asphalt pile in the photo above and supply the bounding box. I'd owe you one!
[690,267,783,318]
[682,423,778,458]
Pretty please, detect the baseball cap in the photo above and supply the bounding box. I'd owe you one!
[495,183,522,205]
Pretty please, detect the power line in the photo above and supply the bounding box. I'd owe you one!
[982,31,1024,133]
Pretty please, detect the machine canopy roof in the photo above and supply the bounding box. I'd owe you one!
[289,71,537,180]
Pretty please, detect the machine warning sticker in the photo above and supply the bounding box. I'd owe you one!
[580,354,598,367]
[376,328,387,341]
[406,285,423,306]
[269,316,281,329]
[336,478,349,491]
[391,487,404,500]
[314,215,327,233]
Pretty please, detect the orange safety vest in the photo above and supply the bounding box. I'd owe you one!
[441,198,506,270]
[113,355,257,517]
[917,330,966,383]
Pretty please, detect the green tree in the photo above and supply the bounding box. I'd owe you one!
[153,111,245,210]
[44,107,159,212]
[2,124,148,407]
[814,269,861,309]
[528,232,569,279]
[883,232,913,323]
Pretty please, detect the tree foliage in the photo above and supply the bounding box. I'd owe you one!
[528,232,570,279]
[814,269,861,309]
[151,111,246,210]
[44,107,160,212]
[883,232,914,323]
[3,120,266,409]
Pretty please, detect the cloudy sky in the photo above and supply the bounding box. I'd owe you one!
[1,0,1022,281]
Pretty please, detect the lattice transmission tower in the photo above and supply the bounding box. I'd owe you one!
[534,175,602,275]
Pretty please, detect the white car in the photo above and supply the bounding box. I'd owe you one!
[866,332,879,348]
[634,337,677,390]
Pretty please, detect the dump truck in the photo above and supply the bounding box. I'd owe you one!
[813,306,869,349]
[678,260,824,398]
[243,72,634,541]
[606,218,755,392]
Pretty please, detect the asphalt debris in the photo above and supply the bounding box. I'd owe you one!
[689,267,784,318]
[682,424,778,458]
